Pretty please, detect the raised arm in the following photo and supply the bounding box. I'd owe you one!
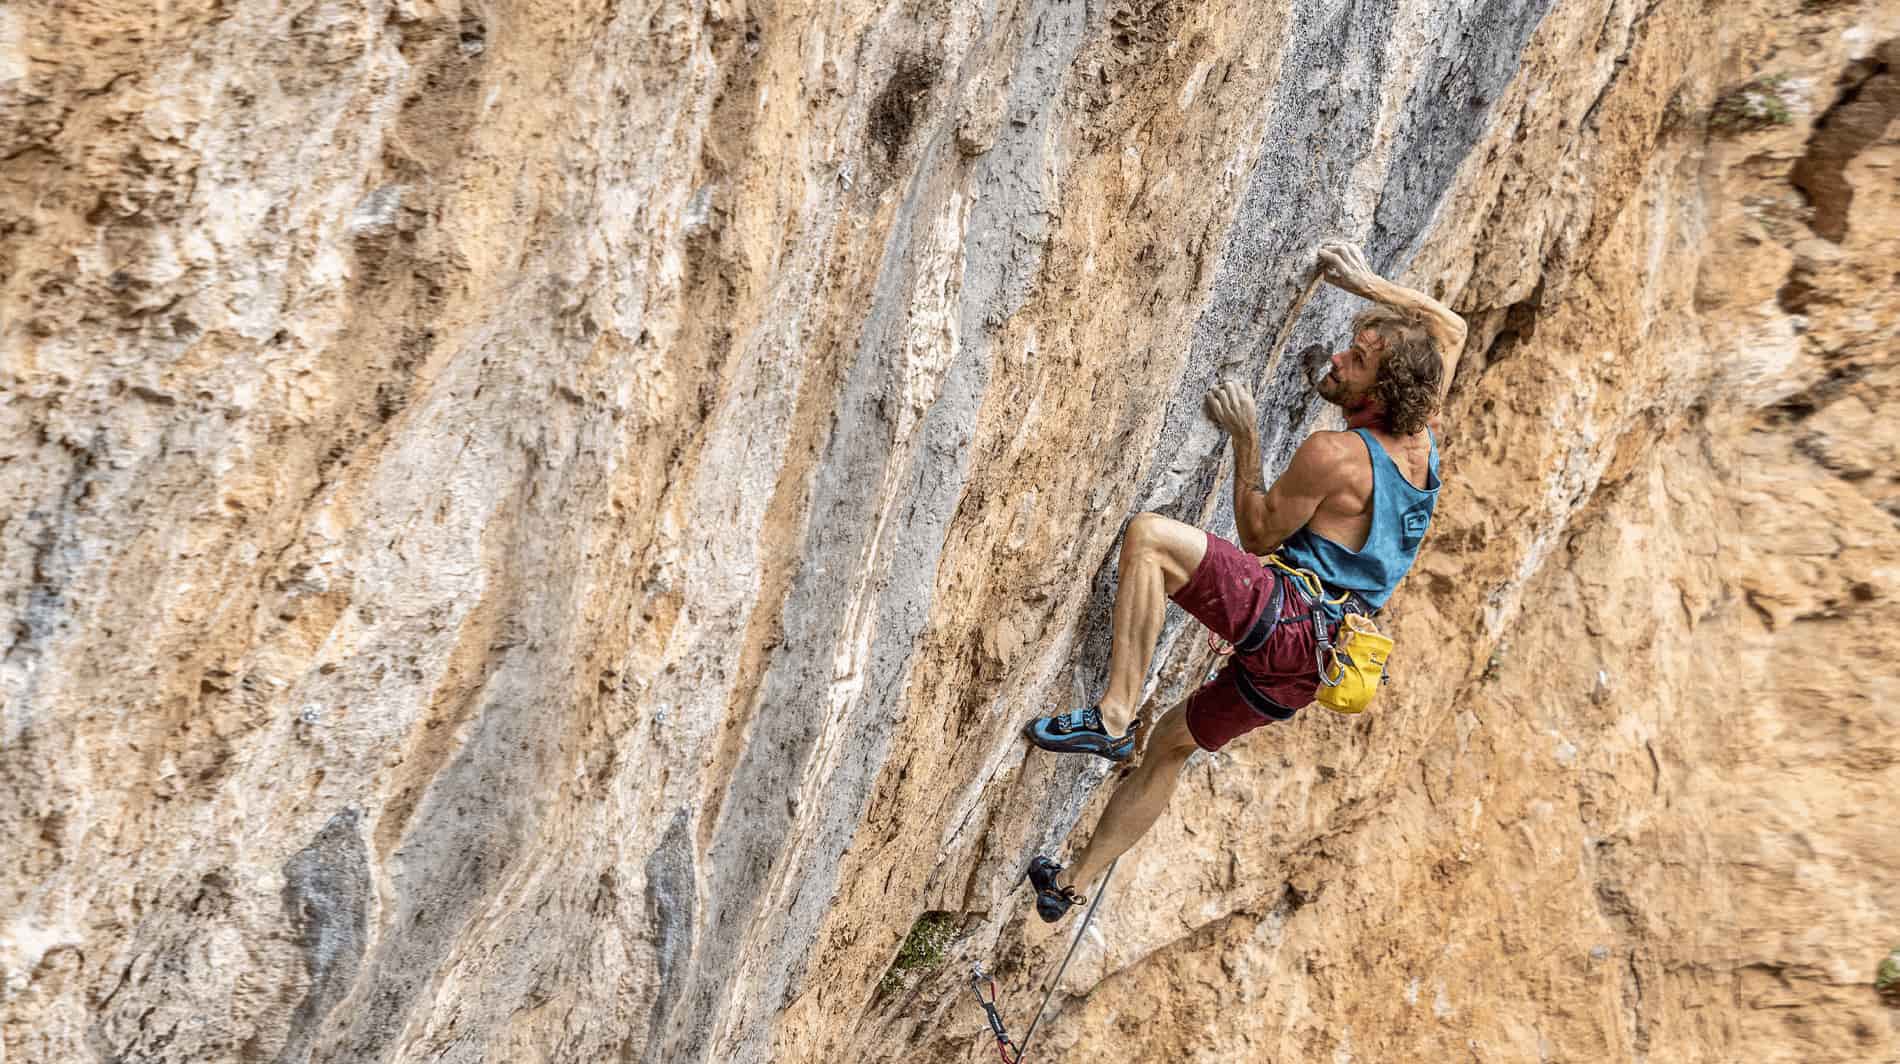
[1205,382,1349,555]
[1317,242,1467,405]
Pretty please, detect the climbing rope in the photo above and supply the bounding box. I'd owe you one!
[972,857,1121,1064]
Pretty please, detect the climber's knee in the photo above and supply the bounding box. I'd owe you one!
[1121,512,1206,589]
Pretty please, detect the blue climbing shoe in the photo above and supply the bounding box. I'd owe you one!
[1026,856,1084,924]
[1022,707,1138,762]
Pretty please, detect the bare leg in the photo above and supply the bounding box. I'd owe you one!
[1096,513,1206,735]
[1062,699,1202,893]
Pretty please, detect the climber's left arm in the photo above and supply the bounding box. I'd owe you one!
[1317,242,1468,405]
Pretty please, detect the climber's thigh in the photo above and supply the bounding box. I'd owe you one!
[1166,531,1274,646]
[1183,663,1299,752]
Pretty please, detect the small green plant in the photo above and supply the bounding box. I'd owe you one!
[879,911,960,994]
[1711,75,1796,133]
[1878,946,1900,1006]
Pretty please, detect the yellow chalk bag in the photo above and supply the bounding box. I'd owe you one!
[1314,612,1392,715]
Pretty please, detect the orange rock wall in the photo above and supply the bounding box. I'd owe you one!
[2,1,1895,1062]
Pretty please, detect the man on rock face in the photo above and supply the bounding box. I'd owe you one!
[1020,241,1467,922]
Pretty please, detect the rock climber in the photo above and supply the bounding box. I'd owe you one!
[1019,241,1466,922]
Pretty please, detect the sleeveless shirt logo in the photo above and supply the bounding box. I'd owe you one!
[1402,505,1430,548]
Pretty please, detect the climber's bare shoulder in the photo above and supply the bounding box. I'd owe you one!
[1296,429,1374,518]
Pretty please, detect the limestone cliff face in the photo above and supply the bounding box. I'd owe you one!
[3,1,1896,1062]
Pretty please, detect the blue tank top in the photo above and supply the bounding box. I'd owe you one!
[1275,428,1439,611]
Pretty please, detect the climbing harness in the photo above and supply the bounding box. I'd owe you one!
[971,857,1121,1064]
[1207,577,1281,661]
[1264,554,1392,715]
[1190,556,1392,715]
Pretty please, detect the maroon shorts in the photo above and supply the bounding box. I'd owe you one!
[1173,532,1323,751]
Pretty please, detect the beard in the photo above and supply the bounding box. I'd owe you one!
[1315,368,1360,407]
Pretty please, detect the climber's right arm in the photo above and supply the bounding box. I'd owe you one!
[1206,381,1337,555]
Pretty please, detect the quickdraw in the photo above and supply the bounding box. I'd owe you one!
[968,967,1021,1064]
[971,857,1121,1064]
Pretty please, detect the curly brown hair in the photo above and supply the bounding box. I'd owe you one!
[1353,306,1444,435]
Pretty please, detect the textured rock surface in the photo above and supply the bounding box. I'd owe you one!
[2,1,1897,1062]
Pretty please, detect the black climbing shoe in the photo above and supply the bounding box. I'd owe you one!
[1026,856,1085,924]
[1022,707,1139,762]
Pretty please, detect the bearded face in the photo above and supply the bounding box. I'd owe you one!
[1316,327,1384,408]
